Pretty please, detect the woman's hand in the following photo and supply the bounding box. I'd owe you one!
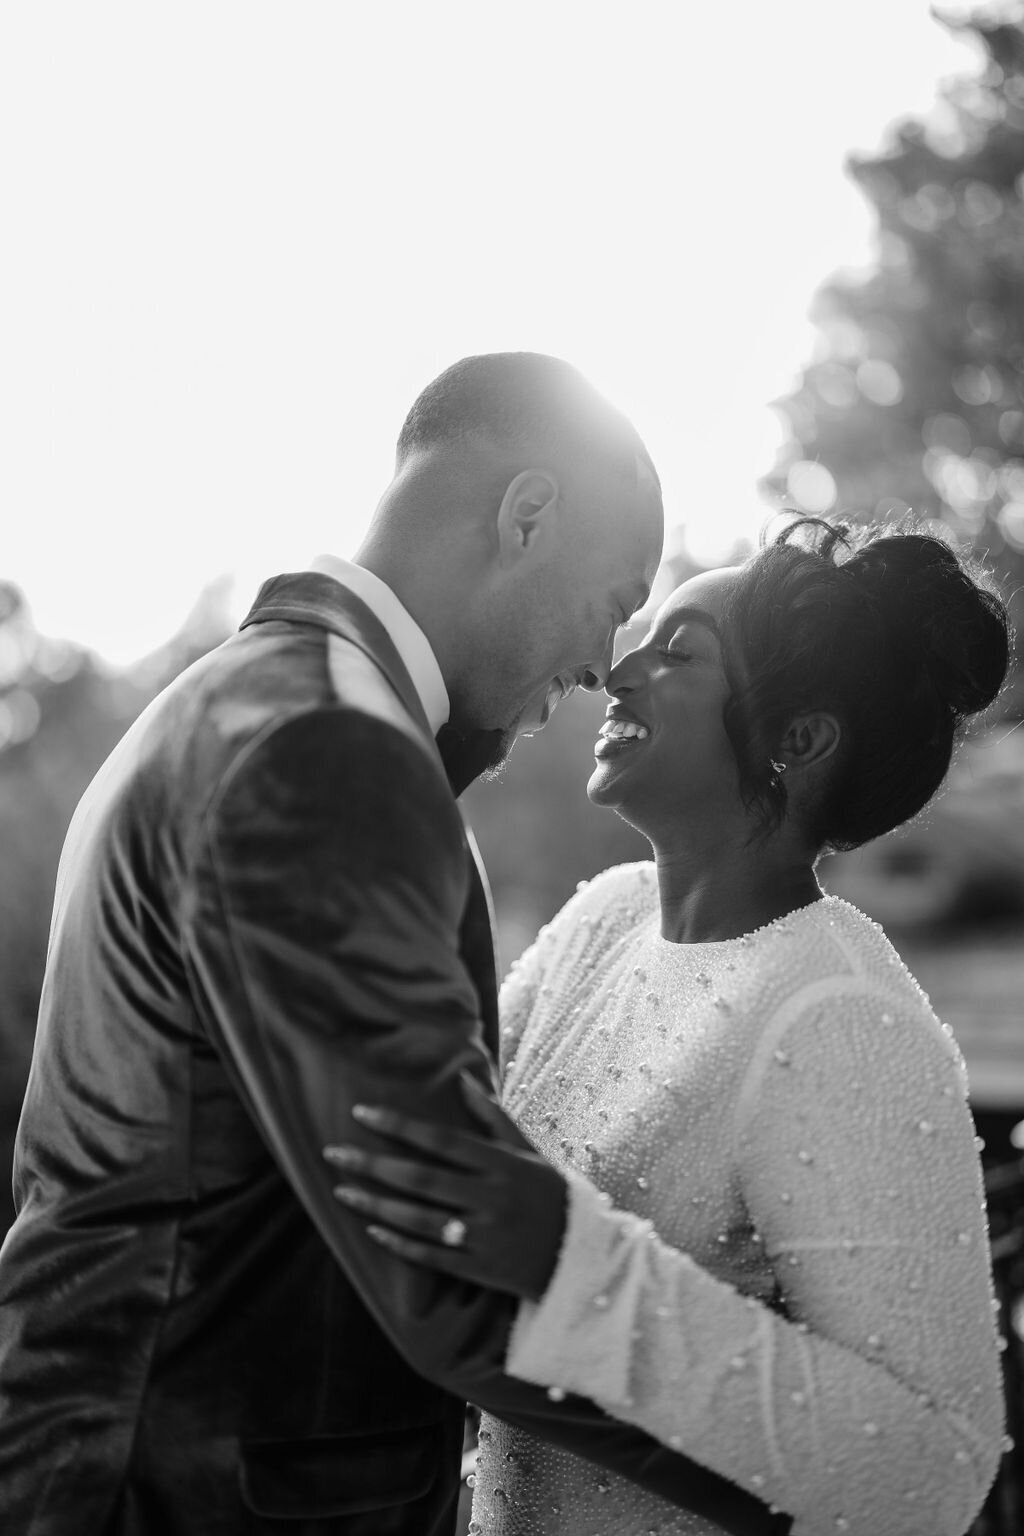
[322,1072,567,1301]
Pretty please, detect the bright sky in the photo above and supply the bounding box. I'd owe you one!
[0,1,983,665]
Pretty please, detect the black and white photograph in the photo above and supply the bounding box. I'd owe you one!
[1,3,1023,1533]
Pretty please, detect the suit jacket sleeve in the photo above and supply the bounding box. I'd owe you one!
[181,706,785,1536]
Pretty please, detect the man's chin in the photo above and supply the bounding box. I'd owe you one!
[515,678,574,738]
[474,715,544,782]
[477,727,518,780]
[436,725,512,795]
[441,688,561,788]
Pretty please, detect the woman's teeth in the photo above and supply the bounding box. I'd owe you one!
[599,720,649,741]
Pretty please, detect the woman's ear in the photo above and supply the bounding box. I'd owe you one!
[776,712,841,774]
[495,470,560,565]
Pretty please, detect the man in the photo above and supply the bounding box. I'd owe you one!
[0,354,779,1535]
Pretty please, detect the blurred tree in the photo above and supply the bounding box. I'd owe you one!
[763,5,1024,706]
[0,580,232,1234]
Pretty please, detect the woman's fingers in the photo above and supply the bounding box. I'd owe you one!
[332,1183,466,1244]
[322,1143,462,1196]
[349,1102,489,1168]
[365,1224,468,1275]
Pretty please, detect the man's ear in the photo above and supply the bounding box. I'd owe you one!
[776,712,841,774]
[495,470,560,563]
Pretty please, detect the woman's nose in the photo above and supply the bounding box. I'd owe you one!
[604,650,642,697]
[601,654,632,697]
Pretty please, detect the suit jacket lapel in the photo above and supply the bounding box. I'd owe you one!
[240,572,436,746]
[461,832,500,1065]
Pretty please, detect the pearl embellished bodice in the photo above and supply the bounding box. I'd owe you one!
[471,863,1004,1536]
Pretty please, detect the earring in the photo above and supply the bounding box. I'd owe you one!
[770,759,787,776]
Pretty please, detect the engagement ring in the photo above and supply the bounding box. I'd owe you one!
[441,1217,467,1248]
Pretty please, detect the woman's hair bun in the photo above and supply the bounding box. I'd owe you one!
[720,516,1012,852]
[841,532,1008,719]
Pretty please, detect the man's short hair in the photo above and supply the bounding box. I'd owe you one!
[396,352,656,485]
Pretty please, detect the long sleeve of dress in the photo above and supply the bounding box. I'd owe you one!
[504,980,1005,1535]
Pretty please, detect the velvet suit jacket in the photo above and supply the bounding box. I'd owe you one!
[0,574,785,1536]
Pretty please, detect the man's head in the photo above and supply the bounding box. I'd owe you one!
[358,353,664,766]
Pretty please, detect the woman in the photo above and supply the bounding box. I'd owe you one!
[326,519,1010,1535]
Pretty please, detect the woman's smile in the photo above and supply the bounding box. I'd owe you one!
[594,707,651,758]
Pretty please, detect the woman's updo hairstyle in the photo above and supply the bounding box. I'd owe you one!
[719,517,1010,851]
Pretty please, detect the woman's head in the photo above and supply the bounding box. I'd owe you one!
[589,518,1010,854]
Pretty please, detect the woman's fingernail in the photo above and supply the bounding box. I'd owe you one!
[334,1185,369,1209]
[323,1146,362,1167]
[352,1104,383,1125]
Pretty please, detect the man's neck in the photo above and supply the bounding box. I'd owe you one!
[353,535,473,721]
[310,551,450,734]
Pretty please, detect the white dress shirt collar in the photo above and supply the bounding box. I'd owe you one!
[308,553,450,735]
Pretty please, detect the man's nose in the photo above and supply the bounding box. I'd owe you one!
[578,635,617,692]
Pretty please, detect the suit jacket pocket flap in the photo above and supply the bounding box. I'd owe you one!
[239,1425,441,1517]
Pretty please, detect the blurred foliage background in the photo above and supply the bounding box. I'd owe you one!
[762,9,1024,703]
[3,6,1024,1528]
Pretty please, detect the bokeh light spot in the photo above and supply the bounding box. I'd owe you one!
[856,359,903,406]
[997,501,1024,550]
[0,690,41,750]
[786,460,837,514]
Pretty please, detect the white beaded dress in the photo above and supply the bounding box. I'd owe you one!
[470,863,1004,1536]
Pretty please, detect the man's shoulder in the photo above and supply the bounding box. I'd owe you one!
[113,622,446,860]
[322,630,427,743]
[171,620,429,761]
[192,702,470,919]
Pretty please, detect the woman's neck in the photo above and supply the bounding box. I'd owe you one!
[651,839,823,945]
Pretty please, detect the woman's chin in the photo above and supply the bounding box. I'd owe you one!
[587,760,630,808]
